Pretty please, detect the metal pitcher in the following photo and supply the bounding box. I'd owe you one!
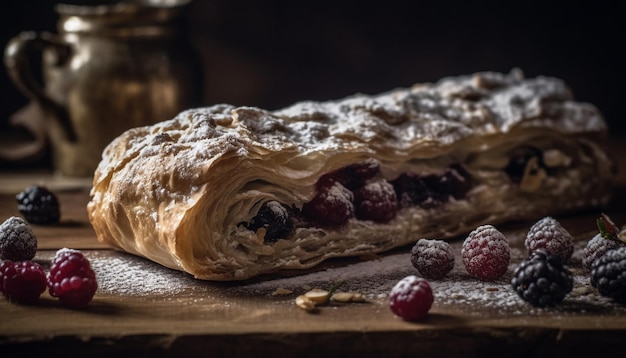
[4,0,202,177]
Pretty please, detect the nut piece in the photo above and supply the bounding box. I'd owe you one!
[272,287,293,296]
[295,295,316,311]
[520,156,546,192]
[330,292,366,303]
[304,288,330,304]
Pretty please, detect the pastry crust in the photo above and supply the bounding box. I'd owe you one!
[87,69,613,281]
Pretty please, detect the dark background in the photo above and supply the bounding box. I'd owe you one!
[1,0,624,168]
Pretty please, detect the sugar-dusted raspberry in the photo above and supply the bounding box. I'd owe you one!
[389,275,433,321]
[302,181,354,228]
[354,180,397,223]
[410,238,455,279]
[525,216,574,263]
[16,185,61,225]
[583,214,626,271]
[0,216,37,261]
[47,248,98,308]
[461,225,511,281]
[0,260,47,303]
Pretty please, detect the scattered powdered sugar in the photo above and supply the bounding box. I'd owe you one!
[33,225,626,318]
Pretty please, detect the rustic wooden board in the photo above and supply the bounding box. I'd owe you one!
[2,138,626,357]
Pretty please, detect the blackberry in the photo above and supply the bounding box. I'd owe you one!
[590,247,626,303]
[410,238,455,279]
[511,249,573,307]
[461,225,511,281]
[0,216,37,261]
[47,248,98,308]
[16,185,61,225]
[246,201,296,243]
[389,275,434,321]
[0,260,47,303]
[525,216,574,264]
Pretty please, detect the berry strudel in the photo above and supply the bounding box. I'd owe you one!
[87,69,614,281]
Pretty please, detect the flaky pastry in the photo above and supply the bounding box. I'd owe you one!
[87,69,614,281]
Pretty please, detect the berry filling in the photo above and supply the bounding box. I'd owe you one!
[243,159,473,244]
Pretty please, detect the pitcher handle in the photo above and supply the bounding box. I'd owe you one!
[4,31,76,141]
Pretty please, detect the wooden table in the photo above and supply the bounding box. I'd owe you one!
[2,139,626,358]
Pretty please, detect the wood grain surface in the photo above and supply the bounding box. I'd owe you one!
[1,138,626,358]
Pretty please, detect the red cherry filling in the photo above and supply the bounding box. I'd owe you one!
[317,159,380,190]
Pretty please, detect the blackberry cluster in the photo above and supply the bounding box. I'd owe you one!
[590,247,626,303]
[511,249,573,307]
[16,185,61,225]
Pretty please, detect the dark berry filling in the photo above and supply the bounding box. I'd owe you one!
[243,160,474,244]
[245,201,297,244]
[391,165,471,207]
[316,158,380,190]
[302,182,355,228]
[354,180,397,223]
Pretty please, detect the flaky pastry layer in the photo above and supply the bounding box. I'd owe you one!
[87,70,613,280]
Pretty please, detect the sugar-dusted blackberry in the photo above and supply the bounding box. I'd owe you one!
[0,216,37,261]
[302,181,354,228]
[525,216,574,264]
[389,275,434,321]
[0,260,47,303]
[461,225,511,281]
[410,238,455,279]
[511,249,573,307]
[354,180,397,223]
[583,214,626,271]
[590,246,626,303]
[47,248,98,308]
[16,185,61,225]
[316,159,380,190]
[246,201,296,243]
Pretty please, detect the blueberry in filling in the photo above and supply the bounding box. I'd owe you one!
[246,201,296,244]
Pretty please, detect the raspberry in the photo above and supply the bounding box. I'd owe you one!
[47,248,98,308]
[410,238,455,279]
[583,214,626,271]
[0,216,37,261]
[389,275,433,321]
[511,249,573,307]
[354,180,398,223]
[590,246,626,303]
[16,185,61,225]
[461,225,511,281]
[525,216,574,263]
[0,260,47,303]
[302,182,354,228]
